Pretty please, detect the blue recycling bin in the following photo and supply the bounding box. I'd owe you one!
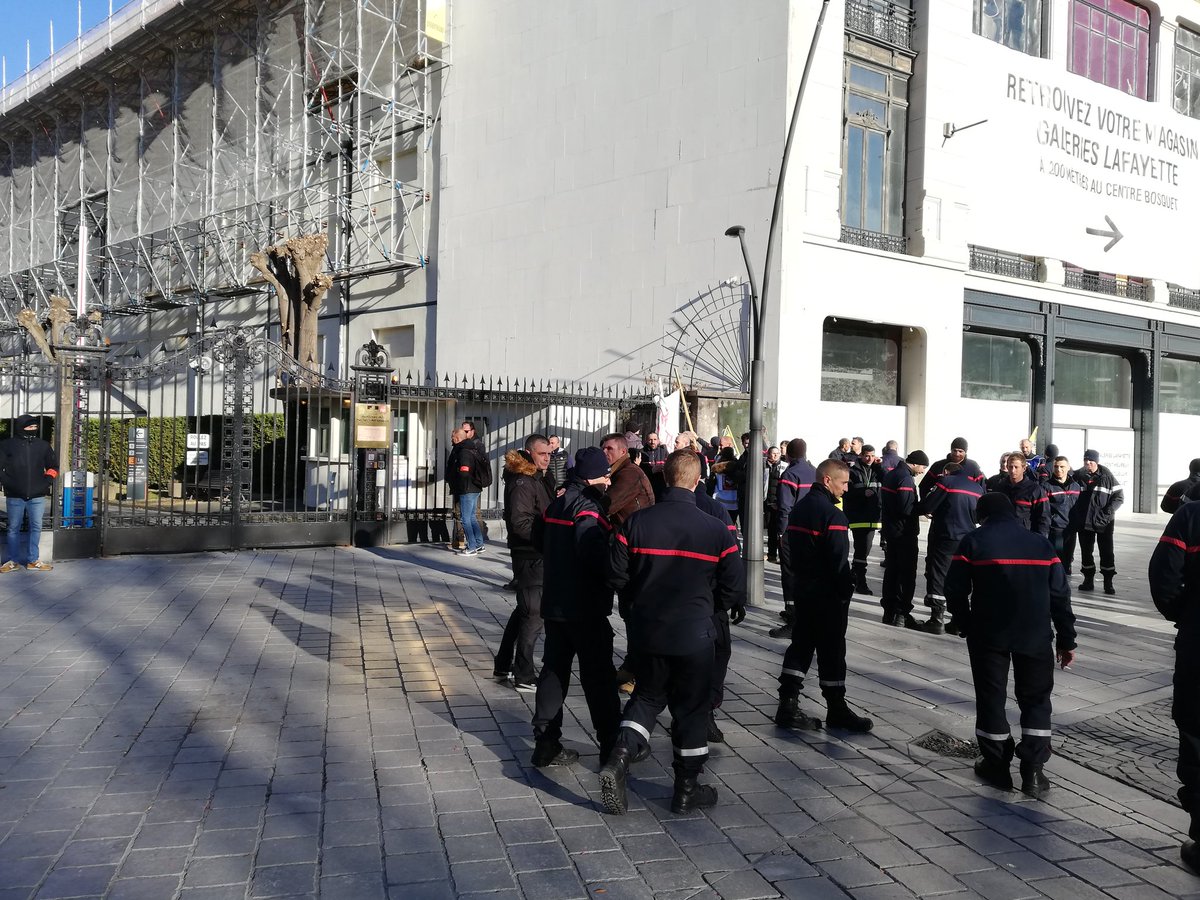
[62,472,95,528]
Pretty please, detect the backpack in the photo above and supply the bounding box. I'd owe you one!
[474,450,494,489]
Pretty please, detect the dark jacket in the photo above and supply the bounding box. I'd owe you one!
[995,476,1050,537]
[920,456,984,501]
[880,449,901,472]
[785,482,853,607]
[547,447,570,491]
[1149,500,1200,626]
[776,458,817,524]
[985,472,1008,494]
[609,487,743,655]
[534,476,614,621]
[765,459,787,509]
[447,439,487,496]
[917,472,982,541]
[1070,465,1123,532]
[1044,477,1079,531]
[502,450,554,559]
[0,417,58,500]
[945,509,1076,654]
[640,444,669,498]
[602,454,655,526]
[880,463,920,542]
[1161,472,1200,514]
[844,459,884,530]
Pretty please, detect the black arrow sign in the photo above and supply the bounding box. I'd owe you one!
[1086,215,1124,252]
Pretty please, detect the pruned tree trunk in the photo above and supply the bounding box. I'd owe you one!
[250,234,334,370]
[18,297,75,475]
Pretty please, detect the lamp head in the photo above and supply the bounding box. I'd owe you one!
[724,225,745,238]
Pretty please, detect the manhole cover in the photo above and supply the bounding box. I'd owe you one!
[911,730,979,759]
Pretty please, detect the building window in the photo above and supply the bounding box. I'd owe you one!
[821,318,900,405]
[974,0,1047,57]
[1068,0,1151,99]
[1160,357,1200,415]
[1174,27,1200,119]
[840,53,910,250]
[961,333,1032,402]
[1055,347,1132,409]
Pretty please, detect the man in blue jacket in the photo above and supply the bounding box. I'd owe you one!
[599,450,744,816]
[0,414,58,572]
[946,493,1076,798]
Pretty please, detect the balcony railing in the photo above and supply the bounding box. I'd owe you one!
[1169,285,1200,311]
[840,225,907,254]
[968,245,1038,281]
[845,0,915,51]
[1064,269,1148,301]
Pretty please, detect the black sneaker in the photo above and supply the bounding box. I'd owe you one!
[769,622,793,640]
[1019,764,1051,799]
[514,681,537,694]
[491,668,511,681]
[531,743,579,768]
[974,758,1014,791]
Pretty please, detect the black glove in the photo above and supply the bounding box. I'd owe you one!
[729,604,746,626]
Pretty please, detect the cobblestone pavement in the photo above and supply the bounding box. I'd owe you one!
[1057,698,1179,806]
[0,512,1196,899]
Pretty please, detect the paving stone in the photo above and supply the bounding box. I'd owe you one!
[516,867,589,900]
[957,867,1043,900]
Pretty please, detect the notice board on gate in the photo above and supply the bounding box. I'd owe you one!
[354,403,390,448]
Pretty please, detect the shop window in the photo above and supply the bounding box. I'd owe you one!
[1055,347,1132,409]
[1068,0,1151,99]
[1174,27,1200,119]
[974,0,1047,57]
[821,318,900,405]
[1160,357,1200,414]
[961,333,1033,401]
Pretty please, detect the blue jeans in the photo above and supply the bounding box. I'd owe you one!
[6,496,46,565]
[458,492,484,551]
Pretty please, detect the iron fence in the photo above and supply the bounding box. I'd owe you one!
[968,245,1039,281]
[1064,269,1148,301]
[845,0,915,51]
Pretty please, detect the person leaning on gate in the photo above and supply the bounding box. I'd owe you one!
[528,447,621,769]
[773,457,875,734]
[1148,500,1200,876]
[1069,448,1123,595]
[916,461,982,636]
[0,414,58,572]
[879,450,929,629]
[599,449,743,816]
[494,435,555,692]
[945,493,1076,799]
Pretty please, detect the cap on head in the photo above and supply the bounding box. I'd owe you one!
[905,450,930,466]
[950,437,968,451]
[977,492,1014,521]
[572,447,610,481]
[1083,449,1100,463]
[14,414,37,431]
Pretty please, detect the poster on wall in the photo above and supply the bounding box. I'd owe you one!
[957,35,1200,286]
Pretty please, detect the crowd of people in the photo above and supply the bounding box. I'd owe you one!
[447,423,1196,875]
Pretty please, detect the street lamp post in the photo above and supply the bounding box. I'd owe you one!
[724,0,830,608]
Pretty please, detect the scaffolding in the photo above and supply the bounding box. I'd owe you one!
[0,0,449,332]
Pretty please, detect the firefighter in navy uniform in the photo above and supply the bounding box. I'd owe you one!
[946,493,1076,799]
[599,450,744,816]
[1148,501,1200,876]
[1161,458,1200,514]
[919,437,985,502]
[993,451,1051,537]
[529,448,622,768]
[916,462,982,635]
[844,444,884,596]
[1070,448,1123,595]
[771,438,817,639]
[880,450,929,628]
[773,458,875,734]
[1044,456,1079,575]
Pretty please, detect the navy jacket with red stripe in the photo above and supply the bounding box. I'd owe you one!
[945,510,1076,654]
[534,476,614,622]
[776,458,817,525]
[785,483,853,607]
[1044,477,1080,530]
[1149,499,1200,626]
[917,472,982,541]
[919,456,985,501]
[993,476,1050,537]
[609,487,744,654]
[880,464,919,542]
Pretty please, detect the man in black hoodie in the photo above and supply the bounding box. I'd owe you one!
[1162,459,1200,514]
[0,414,58,572]
[494,434,555,691]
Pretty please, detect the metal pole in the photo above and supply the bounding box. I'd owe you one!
[724,0,830,608]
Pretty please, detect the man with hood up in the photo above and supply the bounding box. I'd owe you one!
[0,414,58,572]
[494,434,555,691]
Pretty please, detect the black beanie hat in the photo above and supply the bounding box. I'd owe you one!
[905,450,930,467]
[1044,443,1059,458]
[950,437,968,451]
[1191,458,1200,475]
[977,492,1014,521]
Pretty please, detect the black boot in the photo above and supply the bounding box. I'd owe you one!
[854,568,873,596]
[920,608,945,635]
[1019,762,1051,799]
[707,710,725,743]
[531,742,579,768]
[1102,572,1116,595]
[774,695,821,730]
[779,604,794,623]
[1079,572,1095,592]
[944,617,961,636]
[598,746,632,814]
[974,757,1013,791]
[824,697,873,733]
[769,621,793,639]
[1182,839,1200,875]
[671,775,718,814]
[884,612,921,629]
